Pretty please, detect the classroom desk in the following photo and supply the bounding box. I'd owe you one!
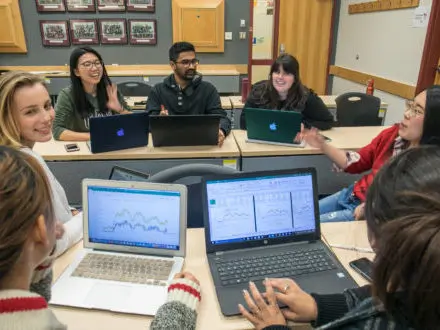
[233,126,387,195]
[124,96,233,111]
[33,135,240,205]
[228,95,389,126]
[52,223,370,330]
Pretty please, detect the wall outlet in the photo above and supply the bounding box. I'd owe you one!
[225,32,233,40]
[240,19,246,27]
[239,32,246,39]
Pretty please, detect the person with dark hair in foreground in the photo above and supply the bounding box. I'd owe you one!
[53,46,131,141]
[240,54,334,131]
[239,146,440,330]
[146,41,231,147]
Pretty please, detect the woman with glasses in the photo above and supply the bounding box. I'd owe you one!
[240,54,334,131]
[53,47,131,141]
[298,85,440,222]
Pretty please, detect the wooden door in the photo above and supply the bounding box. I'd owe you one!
[435,58,440,85]
[277,0,333,94]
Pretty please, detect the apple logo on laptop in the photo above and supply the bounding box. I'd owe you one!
[116,128,125,137]
[269,122,277,131]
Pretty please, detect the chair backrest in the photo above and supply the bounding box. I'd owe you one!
[335,92,382,126]
[117,81,152,97]
[148,164,240,228]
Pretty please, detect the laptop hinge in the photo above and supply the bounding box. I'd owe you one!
[214,240,314,255]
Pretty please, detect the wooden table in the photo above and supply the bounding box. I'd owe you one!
[233,126,387,195]
[51,223,370,330]
[34,135,240,205]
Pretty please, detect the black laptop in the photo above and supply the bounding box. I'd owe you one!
[202,168,358,316]
[108,165,150,181]
[88,113,149,153]
[149,115,220,147]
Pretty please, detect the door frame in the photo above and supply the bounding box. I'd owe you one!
[247,0,281,90]
[416,1,440,93]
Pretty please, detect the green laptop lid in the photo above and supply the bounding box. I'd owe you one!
[244,108,302,144]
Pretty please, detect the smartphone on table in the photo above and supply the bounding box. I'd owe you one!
[349,257,373,282]
[64,143,80,152]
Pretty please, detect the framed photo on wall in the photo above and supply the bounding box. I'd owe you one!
[40,20,70,46]
[66,0,96,12]
[127,0,155,12]
[129,19,157,45]
[35,0,66,12]
[99,19,127,44]
[97,0,125,11]
[70,20,99,44]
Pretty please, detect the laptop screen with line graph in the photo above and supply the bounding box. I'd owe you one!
[205,172,316,245]
[87,186,181,250]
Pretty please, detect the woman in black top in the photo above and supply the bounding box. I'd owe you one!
[238,146,440,330]
[240,54,334,130]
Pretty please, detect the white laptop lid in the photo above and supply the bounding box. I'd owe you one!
[82,179,187,258]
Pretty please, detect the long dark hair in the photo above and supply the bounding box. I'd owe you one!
[365,146,440,329]
[420,85,440,145]
[258,54,308,110]
[69,46,111,118]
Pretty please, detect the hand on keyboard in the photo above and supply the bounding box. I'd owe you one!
[267,278,318,323]
[238,280,287,330]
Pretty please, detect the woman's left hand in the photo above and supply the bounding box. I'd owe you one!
[106,83,123,113]
[239,280,287,330]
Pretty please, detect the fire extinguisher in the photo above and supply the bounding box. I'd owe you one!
[366,79,374,95]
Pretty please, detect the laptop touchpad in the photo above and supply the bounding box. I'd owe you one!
[85,283,132,309]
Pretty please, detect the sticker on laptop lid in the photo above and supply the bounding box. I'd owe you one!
[337,272,345,278]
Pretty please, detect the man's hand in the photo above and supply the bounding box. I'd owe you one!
[160,104,169,116]
[218,129,226,147]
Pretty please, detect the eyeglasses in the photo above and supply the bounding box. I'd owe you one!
[174,59,200,67]
[405,100,425,117]
[79,60,102,70]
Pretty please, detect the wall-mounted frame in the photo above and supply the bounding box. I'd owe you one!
[66,0,96,12]
[97,0,125,11]
[70,19,99,45]
[99,19,127,44]
[127,0,155,12]
[129,19,157,45]
[40,20,70,46]
[36,0,66,12]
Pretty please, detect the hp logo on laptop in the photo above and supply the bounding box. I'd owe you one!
[269,122,277,131]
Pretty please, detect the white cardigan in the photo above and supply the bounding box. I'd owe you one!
[21,147,83,256]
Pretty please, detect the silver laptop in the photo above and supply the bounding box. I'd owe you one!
[50,179,187,315]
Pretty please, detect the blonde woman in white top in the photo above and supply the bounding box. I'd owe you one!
[0,71,82,257]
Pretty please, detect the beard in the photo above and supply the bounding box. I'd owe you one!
[176,69,196,81]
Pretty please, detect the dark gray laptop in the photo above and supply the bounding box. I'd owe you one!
[202,168,358,316]
[88,113,149,153]
[149,115,220,147]
[109,165,150,181]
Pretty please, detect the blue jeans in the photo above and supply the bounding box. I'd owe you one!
[319,184,361,222]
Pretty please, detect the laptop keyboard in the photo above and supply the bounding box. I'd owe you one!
[72,253,174,286]
[215,248,336,286]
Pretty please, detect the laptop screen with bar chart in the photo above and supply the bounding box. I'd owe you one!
[85,183,184,253]
[205,171,317,245]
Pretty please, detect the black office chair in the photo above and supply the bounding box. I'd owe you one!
[335,92,382,126]
[117,81,152,97]
[148,164,240,228]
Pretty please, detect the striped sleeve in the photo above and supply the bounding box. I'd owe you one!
[150,278,201,330]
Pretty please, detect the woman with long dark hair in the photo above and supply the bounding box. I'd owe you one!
[240,54,334,130]
[239,146,440,330]
[53,47,131,141]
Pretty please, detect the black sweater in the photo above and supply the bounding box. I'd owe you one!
[240,80,334,131]
[146,74,231,135]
